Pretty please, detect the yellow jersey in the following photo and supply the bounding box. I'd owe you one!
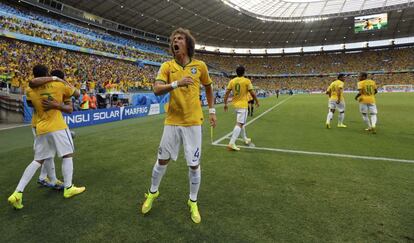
[156,58,212,126]
[226,77,253,109]
[357,79,377,104]
[247,92,253,101]
[26,82,75,135]
[327,80,344,101]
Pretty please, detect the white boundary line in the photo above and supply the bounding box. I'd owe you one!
[212,96,414,164]
[0,124,31,131]
[212,96,293,145]
[213,143,414,164]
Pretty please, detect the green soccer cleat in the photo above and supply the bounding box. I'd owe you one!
[187,200,201,224]
[51,179,64,190]
[365,127,372,132]
[244,138,252,145]
[337,124,347,128]
[371,126,377,134]
[63,185,86,198]
[8,191,23,210]
[141,190,159,214]
[326,123,331,129]
[227,143,240,151]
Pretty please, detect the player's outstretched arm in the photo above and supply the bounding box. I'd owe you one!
[223,89,231,112]
[355,90,362,101]
[249,90,260,107]
[29,76,65,88]
[153,77,194,96]
[42,98,73,114]
[204,83,217,128]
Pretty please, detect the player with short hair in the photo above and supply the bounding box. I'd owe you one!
[140,28,216,224]
[8,65,85,210]
[355,72,378,133]
[325,74,347,128]
[224,66,259,151]
[29,69,79,189]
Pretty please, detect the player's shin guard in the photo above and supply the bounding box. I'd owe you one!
[339,112,345,124]
[150,161,167,193]
[62,157,73,188]
[44,158,57,184]
[326,111,333,124]
[362,113,371,128]
[16,161,42,192]
[39,163,48,180]
[229,126,241,145]
[188,166,201,201]
[371,114,377,127]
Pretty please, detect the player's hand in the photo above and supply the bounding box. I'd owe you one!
[209,113,217,128]
[255,102,260,108]
[42,98,60,111]
[224,104,228,112]
[177,76,194,87]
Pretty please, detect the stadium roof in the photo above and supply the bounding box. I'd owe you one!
[58,0,414,49]
[222,0,413,20]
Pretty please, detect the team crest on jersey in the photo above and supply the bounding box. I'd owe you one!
[191,67,197,74]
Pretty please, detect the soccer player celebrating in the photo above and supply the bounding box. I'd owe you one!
[355,72,378,133]
[325,74,347,128]
[29,69,80,190]
[140,28,216,224]
[8,65,85,210]
[224,66,259,151]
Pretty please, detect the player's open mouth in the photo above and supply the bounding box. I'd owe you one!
[174,45,179,51]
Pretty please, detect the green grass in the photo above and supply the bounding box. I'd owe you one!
[0,93,413,242]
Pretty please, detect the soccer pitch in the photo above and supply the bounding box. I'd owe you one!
[1,93,413,242]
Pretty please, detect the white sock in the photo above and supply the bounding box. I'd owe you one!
[338,112,345,124]
[16,160,42,192]
[62,157,73,188]
[229,126,241,144]
[188,166,201,201]
[39,163,48,180]
[371,114,377,127]
[362,114,371,128]
[326,111,333,123]
[240,126,248,140]
[150,161,167,193]
[45,158,57,184]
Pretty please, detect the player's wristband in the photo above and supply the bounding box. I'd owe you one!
[171,81,178,89]
[52,76,57,81]
[209,108,216,114]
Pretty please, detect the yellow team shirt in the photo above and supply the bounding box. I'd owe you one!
[26,82,75,135]
[357,79,377,104]
[227,77,253,109]
[11,76,20,87]
[247,92,253,101]
[156,59,212,126]
[327,80,344,101]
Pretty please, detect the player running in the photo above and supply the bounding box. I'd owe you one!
[224,66,259,151]
[140,28,216,224]
[355,72,378,133]
[325,74,347,128]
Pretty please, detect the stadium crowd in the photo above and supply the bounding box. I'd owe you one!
[0,38,156,99]
[197,47,414,74]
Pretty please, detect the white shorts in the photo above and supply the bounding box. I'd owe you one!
[235,108,248,124]
[359,103,377,114]
[34,128,74,161]
[158,125,202,166]
[328,100,345,112]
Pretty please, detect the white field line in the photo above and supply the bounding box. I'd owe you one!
[212,96,414,164]
[212,96,293,145]
[213,143,414,164]
[0,124,31,131]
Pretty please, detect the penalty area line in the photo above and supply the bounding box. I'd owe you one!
[212,143,414,164]
[212,96,294,145]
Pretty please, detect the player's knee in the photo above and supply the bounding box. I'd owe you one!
[340,111,345,114]
[158,159,170,165]
[62,153,73,158]
[189,165,199,170]
[330,109,335,113]
[237,123,244,128]
[35,160,45,164]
